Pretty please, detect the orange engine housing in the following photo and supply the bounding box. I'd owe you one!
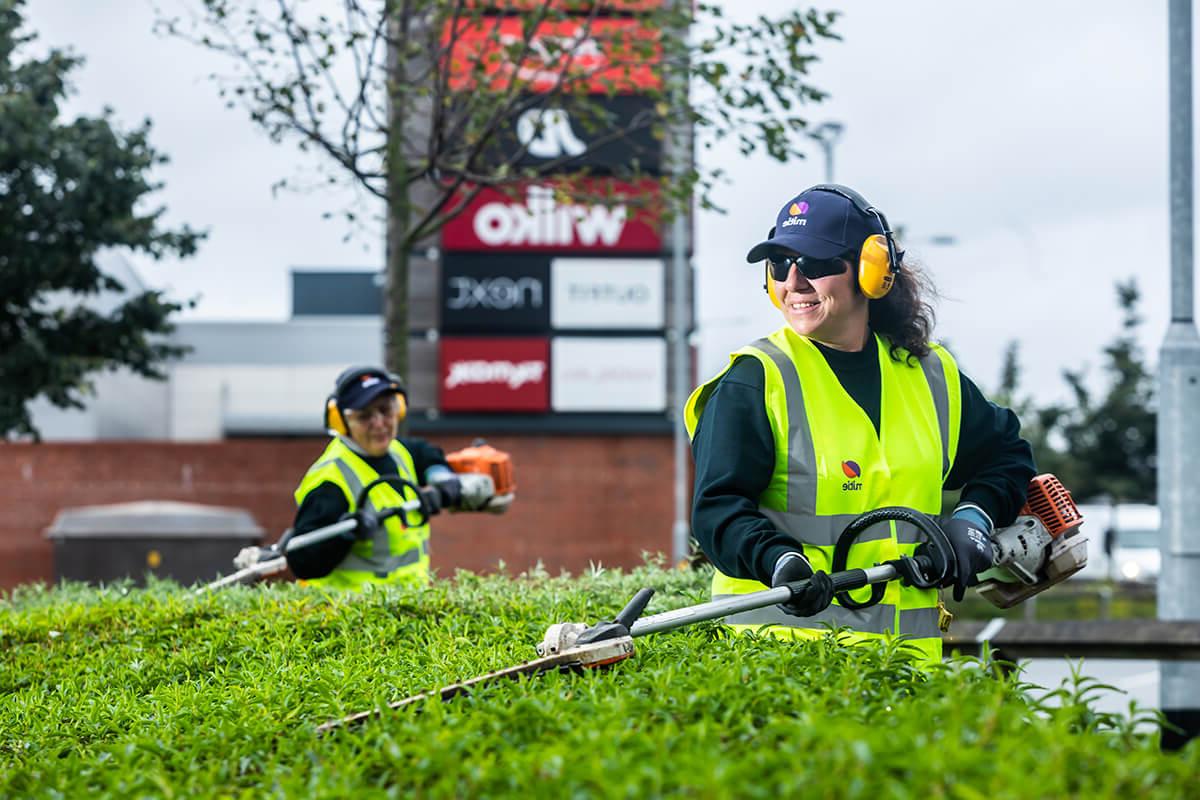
[447,443,516,496]
[1020,474,1083,538]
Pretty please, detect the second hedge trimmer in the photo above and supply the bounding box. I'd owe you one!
[198,443,517,593]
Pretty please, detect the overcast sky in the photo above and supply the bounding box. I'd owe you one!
[27,2,1191,406]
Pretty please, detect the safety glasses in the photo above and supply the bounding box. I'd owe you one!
[767,254,850,282]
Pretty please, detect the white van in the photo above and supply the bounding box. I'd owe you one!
[1072,503,1160,583]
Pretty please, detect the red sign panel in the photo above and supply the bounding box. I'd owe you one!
[465,1,666,10]
[445,17,661,92]
[442,180,664,253]
[440,337,550,412]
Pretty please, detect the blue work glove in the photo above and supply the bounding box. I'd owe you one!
[771,552,835,618]
[919,512,995,602]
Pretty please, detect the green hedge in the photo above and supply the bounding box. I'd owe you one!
[2,565,1196,798]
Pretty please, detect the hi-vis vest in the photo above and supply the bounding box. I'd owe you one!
[293,437,431,591]
[684,327,961,662]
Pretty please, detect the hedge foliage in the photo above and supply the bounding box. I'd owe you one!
[2,564,1197,798]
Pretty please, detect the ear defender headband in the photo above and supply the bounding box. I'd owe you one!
[323,366,408,436]
[761,184,903,305]
[810,184,901,300]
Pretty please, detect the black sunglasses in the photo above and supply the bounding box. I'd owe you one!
[767,253,851,282]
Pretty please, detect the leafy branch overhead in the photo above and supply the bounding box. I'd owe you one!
[159,0,841,243]
[0,0,202,439]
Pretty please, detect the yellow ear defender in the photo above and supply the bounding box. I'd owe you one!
[323,367,408,436]
[761,184,902,304]
[764,260,784,310]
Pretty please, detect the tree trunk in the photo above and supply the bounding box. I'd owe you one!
[384,1,410,387]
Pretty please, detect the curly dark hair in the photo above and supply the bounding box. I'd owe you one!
[867,256,938,362]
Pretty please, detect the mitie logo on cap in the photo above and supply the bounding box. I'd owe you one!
[440,338,550,412]
[781,200,809,228]
[841,459,863,491]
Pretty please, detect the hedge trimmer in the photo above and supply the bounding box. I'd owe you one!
[198,443,516,593]
[317,475,1087,733]
[196,475,431,593]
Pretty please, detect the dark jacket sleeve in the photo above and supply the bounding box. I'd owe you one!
[397,437,451,485]
[944,371,1037,528]
[287,481,354,579]
[690,357,801,585]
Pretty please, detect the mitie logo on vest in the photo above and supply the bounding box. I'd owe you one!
[841,460,863,491]
[442,181,664,253]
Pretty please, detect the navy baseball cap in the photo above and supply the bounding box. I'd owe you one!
[336,368,401,411]
[745,186,885,263]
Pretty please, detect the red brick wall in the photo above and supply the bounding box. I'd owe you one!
[0,436,682,590]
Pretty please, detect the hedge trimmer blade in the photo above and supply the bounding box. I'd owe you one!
[317,636,633,734]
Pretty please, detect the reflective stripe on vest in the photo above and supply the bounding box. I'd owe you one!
[685,329,960,660]
[294,437,431,588]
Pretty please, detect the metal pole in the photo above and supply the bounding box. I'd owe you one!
[808,122,844,184]
[668,2,692,567]
[1159,0,1200,752]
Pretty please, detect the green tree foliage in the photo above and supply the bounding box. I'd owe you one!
[995,281,1156,503]
[0,0,202,438]
[1056,280,1156,503]
[991,340,1078,488]
[159,0,840,377]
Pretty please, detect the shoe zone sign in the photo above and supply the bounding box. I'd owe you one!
[440,338,551,413]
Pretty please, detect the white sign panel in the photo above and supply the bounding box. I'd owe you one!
[551,259,664,330]
[551,337,667,412]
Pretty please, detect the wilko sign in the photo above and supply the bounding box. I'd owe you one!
[440,337,550,412]
[551,337,666,412]
[441,255,550,333]
[445,18,661,93]
[442,181,664,253]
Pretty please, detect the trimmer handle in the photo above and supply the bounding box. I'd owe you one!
[831,507,952,610]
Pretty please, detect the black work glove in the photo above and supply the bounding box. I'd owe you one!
[771,552,835,618]
[432,476,463,511]
[417,486,443,518]
[918,518,995,602]
[337,509,379,541]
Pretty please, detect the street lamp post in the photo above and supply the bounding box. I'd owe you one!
[808,121,845,183]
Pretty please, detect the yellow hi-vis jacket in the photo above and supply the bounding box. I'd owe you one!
[293,437,431,591]
[684,327,961,662]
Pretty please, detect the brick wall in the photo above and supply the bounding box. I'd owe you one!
[0,436,682,590]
